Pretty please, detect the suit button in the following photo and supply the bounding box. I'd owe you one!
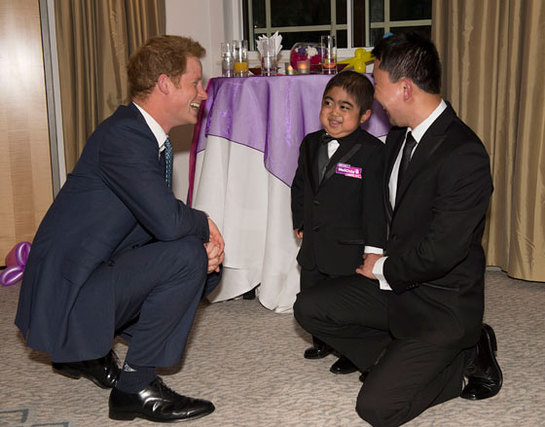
[313,226,320,232]
[107,259,115,266]
[313,199,320,206]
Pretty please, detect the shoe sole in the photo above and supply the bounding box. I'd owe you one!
[483,323,498,352]
[304,353,331,360]
[108,407,215,422]
[330,367,358,374]
[482,324,502,385]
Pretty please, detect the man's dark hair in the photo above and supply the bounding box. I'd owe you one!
[372,32,441,94]
[323,70,375,117]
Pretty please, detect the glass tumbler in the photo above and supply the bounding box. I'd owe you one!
[232,40,249,77]
[260,39,277,76]
[221,42,234,77]
[321,35,337,74]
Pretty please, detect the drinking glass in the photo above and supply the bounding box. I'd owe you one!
[221,42,234,77]
[260,39,277,76]
[321,35,337,74]
[232,40,249,77]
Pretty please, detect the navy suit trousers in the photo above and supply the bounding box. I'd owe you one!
[70,236,219,368]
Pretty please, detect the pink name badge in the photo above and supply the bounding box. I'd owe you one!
[336,163,362,179]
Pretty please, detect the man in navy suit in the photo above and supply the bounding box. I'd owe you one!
[294,33,502,426]
[16,35,223,423]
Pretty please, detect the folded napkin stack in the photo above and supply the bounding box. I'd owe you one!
[256,32,283,57]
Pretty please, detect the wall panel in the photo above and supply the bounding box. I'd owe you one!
[0,0,52,261]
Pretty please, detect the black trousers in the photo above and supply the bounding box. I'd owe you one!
[294,274,465,427]
[300,266,333,292]
[300,266,338,349]
[72,236,220,368]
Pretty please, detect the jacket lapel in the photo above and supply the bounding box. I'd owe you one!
[307,134,323,193]
[394,105,456,206]
[321,142,362,183]
[320,128,364,185]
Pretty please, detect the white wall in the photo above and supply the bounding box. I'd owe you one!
[164,1,363,202]
[166,0,241,202]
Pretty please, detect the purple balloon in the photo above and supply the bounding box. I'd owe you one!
[5,241,31,267]
[0,265,24,286]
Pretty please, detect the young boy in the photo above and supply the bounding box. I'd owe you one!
[291,71,387,375]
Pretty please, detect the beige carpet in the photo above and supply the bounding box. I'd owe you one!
[1,269,544,426]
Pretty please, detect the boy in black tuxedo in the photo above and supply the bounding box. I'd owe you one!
[291,71,387,375]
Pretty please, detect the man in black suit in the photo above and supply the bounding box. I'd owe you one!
[294,32,502,426]
[16,35,223,423]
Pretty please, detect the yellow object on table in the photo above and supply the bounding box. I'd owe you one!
[339,48,375,73]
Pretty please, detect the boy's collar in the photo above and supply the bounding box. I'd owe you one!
[323,126,362,144]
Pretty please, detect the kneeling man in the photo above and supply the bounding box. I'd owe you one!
[294,32,502,426]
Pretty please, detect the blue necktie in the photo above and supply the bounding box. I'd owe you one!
[164,137,173,188]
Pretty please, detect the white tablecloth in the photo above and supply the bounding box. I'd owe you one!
[192,136,301,313]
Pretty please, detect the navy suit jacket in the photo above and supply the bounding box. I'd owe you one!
[291,127,387,276]
[16,104,212,361]
[383,104,493,348]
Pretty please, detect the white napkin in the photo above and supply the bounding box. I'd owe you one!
[256,32,283,57]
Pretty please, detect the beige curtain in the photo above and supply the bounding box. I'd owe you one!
[54,0,165,172]
[432,0,545,282]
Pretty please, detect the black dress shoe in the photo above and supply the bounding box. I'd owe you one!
[242,287,256,300]
[330,356,358,374]
[304,344,332,359]
[52,349,120,389]
[461,324,503,400]
[109,377,215,422]
[304,336,332,359]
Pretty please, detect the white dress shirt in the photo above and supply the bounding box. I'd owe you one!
[327,140,340,159]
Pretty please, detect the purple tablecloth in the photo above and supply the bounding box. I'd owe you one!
[191,73,390,190]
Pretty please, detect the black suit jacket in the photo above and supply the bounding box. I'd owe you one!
[291,127,387,276]
[15,103,211,361]
[384,104,493,348]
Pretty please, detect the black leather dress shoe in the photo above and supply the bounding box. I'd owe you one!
[330,356,358,374]
[304,337,332,359]
[304,344,332,359]
[52,349,120,389]
[242,287,256,300]
[109,377,215,422]
[461,324,503,400]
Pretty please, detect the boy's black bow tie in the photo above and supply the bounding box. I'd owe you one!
[321,133,340,144]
